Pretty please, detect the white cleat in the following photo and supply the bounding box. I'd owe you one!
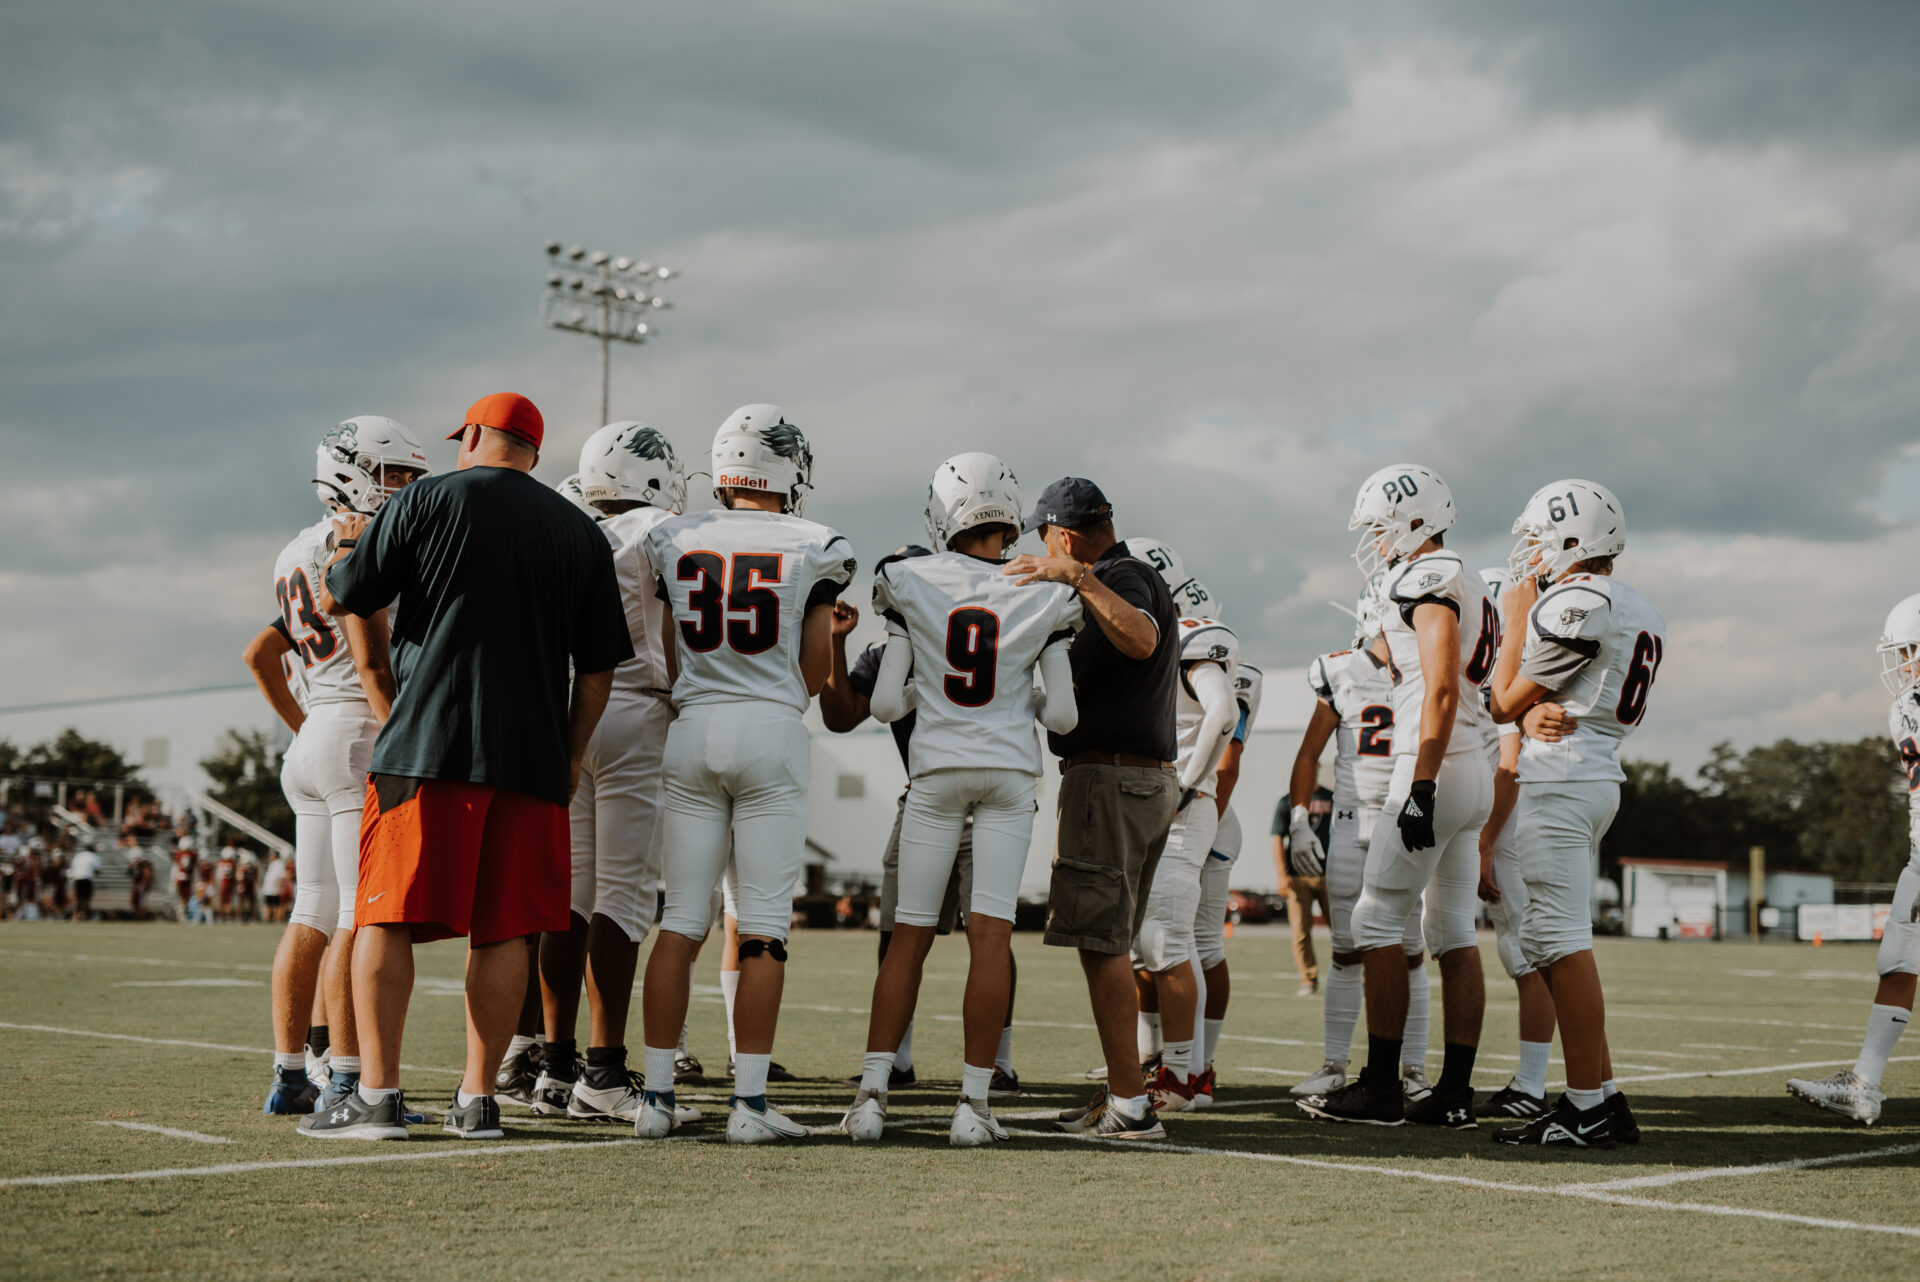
[1786,1070,1884,1126]
[949,1096,1009,1147]
[1291,1059,1348,1098]
[1401,1064,1432,1101]
[576,1080,700,1126]
[632,1092,682,1139]
[840,1088,887,1142]
[726,1098,811,1144]
[305,1051,331,1094]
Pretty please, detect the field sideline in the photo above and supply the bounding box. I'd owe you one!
[2,921,1917,1280]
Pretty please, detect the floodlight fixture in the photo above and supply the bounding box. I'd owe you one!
[539,239,679,424]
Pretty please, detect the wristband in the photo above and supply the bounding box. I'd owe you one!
[336,539,357,549]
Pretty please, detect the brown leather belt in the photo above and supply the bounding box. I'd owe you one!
[1061,751,1173,773]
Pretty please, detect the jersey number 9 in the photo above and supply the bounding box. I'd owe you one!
[944,607,1000,708]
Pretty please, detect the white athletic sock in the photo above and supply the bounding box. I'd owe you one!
[357,1083,397,1105]
[274,1051,304,1070]
[1566,1085,1605,1112]
[1137,1012,1162,1060]
[643,1045,677,1094]
[960,1062,993,1103]
[733,1052,771,1100]
[1164,1039,1193,1083]
[995,1025,1015,1075]
[330,1056,361,1075]
[1189,960,1207,1068]
[1403,958,1430,1070]
[1111,1092,1149,1120]
[860,1051,895,1095]
[507,1034,536,1059]
[1324,962,1363,1064]
[1601,1077,1618,1099]
[1854,1004,1911,1086]
[720,970,740,1059]
[1514,1041,1551,1098]
[895,1019,915,1071]
[1202,1017,1226,1072]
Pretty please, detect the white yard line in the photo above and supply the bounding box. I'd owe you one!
[1564,1142,1920,1192]
[0,947,272,974]
[0,1137,653,1189]
[1612,1055,1919,1086]
[95,1121,234,1145]
[0,1021,464,1077]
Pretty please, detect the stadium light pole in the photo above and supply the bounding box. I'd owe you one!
[540,241,677,427]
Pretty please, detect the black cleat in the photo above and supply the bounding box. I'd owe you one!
[988,1067,1022,1098]
[732,1057,801,1084]
[529,1048,582,1117]
[494,1046,541,1107]
[1406,1085,1478,1129]
[1296,1066,1405,1126]
[1611,1091,1641,1145]
[1493,1094,1616,1150]
[673,1054,708,1086]
[1475,1084,1548,1120]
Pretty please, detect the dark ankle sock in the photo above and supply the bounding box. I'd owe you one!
[583,1046,627,1089]
[1438,1041,1478,1094]
[306,1025,330,1058]
[276,1064,307,1085]
[1367,1034,1402,1084]
[546,1039,578,1079]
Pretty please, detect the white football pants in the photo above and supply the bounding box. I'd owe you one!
[1516,778,1618,969]
[568,688,670,944]
[1353,752,1492,957]
[893,768,1036,928]
[1134,801,1218,972]
[1194,804,1242,970]
[281,702,377,938]
[1326,803,1422,957]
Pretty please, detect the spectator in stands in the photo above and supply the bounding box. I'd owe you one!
[1272,787,1336,997]
[15,842,41,919]
[125,837,154,920]
[70,847,99,920]
[262,852,289,923]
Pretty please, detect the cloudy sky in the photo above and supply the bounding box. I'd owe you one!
[4,0,1919,772]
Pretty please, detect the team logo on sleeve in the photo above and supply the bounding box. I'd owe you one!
[1557,605,1590,630]
[1208,644,1230,661]
[1417,571,1444,591]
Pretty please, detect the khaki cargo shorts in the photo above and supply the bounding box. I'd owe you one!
[1044,762,1178,954]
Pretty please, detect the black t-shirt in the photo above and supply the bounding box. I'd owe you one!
[327,467,634,805]
[848,644,914,770]
[1046,541,1178,761]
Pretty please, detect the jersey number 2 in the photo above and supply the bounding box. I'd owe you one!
[943,607,1000,707]
[1615,631,1664,725]
[677,552,783,655]
[1358,705,1393,756]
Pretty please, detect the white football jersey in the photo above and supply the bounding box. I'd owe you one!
[1233,663,1264,743]
[272,518,369,710]
[1174,617,1240,798]
[644,507,856,714]
[1382,551,1497,759]
[1307,648,1395,808]
[601,505,676,696]
[874,551,1081,777]
[1888,692,1920,862]
[1515,575,1665,783]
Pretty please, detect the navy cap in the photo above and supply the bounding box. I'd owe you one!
[1023,477,1113,534]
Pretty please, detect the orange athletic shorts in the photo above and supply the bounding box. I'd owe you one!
[356,775,569,946]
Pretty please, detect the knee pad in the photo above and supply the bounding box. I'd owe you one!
[738,938,788,964]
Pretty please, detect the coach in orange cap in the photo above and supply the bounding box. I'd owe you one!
[302,392,634,1141]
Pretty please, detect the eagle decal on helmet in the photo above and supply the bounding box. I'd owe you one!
[619,426,677,462]
[760,419,812,467]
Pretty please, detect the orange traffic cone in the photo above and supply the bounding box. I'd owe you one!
[1812,933,1823,946]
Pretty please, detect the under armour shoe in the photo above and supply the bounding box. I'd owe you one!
[840,1088,887,1142]
[1401,1064,1433,1101]
[1290,1059,1349,1098]
[319,1067,361,1112]
[1090,1099,1166,1141]
[1296,1066,1405,1126]
[297,1090,410,1141]
[1786,1070,1884,1126]
[949,1096,1009,1147]
[633,1090,680,1139]
[1053,1089,1110,1134]
[570,1070,700,1126]
[494,1045,541,1106]
[442,1094,504,1140]
[1494,1094,1615,1149]
[989,1067,1022,1098]
[673,1053,709,1086]
[1611,1091,1641,1145]
[1146,1064,1195,1114]
[731,1058,802,1085]
[725,1097,811,1144]
[1405,1085,1477,1130]
[1475,1084,1548,1120]
[264,1071,320,1116]
[529,1049,583,1117]
[1189,1067,1216,1109]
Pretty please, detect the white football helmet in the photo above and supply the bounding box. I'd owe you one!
[1129,536,1186,587]
[1508,479,1626,585]
[710,403,813,515]
[1353,574,1388,646]
[924,452,1023,554]
[554,473,599,518]
[1878,594,1920,697]
[579,421,687,513]
[1479,565,1511,606]
[314,416,429,515]
[1173,577,1220,621]
[1350,464,1456,580]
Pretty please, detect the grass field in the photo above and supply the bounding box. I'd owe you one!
[3,921,1917,1281]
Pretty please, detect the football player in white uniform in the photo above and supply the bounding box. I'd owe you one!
[634,405,855,1143]
[840,454,1080,1146]
[1126,538,1240,1114]
[525,422,696,1126]
[1786,595,1920,1126]
[252,417,423,1115]
[1488,479,1661,1149]
[1288,584,1435,1103]
[1301,465,1494,1129]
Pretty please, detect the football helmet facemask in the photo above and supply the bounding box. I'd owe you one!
[314,416,429,515]
[1878,594,1920,697]
[1508,479,1626,586]
[1349,464,1456,581]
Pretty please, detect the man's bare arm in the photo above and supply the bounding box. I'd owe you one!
[1291,701,1338,809]
[1411,601,1460,780]
[1003,555,1155,659]
[242,626,305,735]
[818,600,869,731]
[342,609,397,723]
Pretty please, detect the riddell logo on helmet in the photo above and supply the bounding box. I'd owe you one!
[718,474,769,489]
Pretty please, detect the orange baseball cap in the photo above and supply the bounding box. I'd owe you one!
[451,392,545,450]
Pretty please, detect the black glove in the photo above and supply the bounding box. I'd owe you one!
[1398,780,1437,851]
[1177,787,1198,814]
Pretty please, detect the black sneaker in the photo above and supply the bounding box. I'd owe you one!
[1475,1084,1548,1120]
[989,1067,1021,1098]
[1493,1094,1616,1150]
[495,1046,541,1106]
[1406,1085,1478,1129]
[841,1063,917,1089]
[1296,1066,1405,1126]
[1611,1091,1641,1145]
[674,1054,708,1086]
[530,1049,582,1117]
[1091,1099,1166,1140]
[297,1089,411,1140]
[767,1060,799,1084]
[443,1094,504,1140]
